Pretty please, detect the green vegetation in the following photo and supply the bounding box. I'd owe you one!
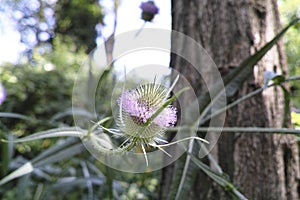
[0,0,300,199]
[279,0,300,107]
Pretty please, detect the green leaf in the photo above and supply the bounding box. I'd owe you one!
[172,142,198,200]
[0,162,34,186]
[169,126,300,135]
[17,174,31,200]
[49,176,105,191]
[0,112,34,121]
[167,154,197,200]
[33,143,84,167]
[291,111,300,125]
[50,108,94,122]
[33,183,44,200]
[0,138,84,185]
[278,85,290,127]
[223,18,299,97]
[272,75,286,85]
[198,18,300,113]
[287,75,300,81]
[199,87,264,126]
[31,137,80,164]
[190,155,248,200]
[166,127,197,200]
[1,127,86,143]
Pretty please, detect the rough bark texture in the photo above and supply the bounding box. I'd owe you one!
[160,0,299,199]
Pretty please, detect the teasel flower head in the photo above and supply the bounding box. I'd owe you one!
[91,76,207,166]
[117,83,177,145]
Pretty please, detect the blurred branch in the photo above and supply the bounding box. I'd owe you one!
[104,0,119,65]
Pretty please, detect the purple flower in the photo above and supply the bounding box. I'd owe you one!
[140,1,159,14]
[118,87,177,128]
[140,1,159,22]
[118,91,152,124]
[0,83,6,105]
[153,106,177,127]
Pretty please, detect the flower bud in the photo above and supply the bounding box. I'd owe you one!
[140,1,159,22]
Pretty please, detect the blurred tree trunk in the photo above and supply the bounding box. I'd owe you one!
[160,0,299,199]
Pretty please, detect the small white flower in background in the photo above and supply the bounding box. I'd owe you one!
[0,83,6,105]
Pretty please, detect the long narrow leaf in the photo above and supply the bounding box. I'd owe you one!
[0,138,84,185]
[17,174,31,200]
[190,155,248,200]
[0,112,34,121]
[33,143,84,167]
[223,18,299,97]
[167,129,200,200]
[174,139,194,200]
[80,161,94,200]
[278,85,290,127]
[287,74,300,81]
[0,162,34,186]
[169,126,300,135]
[31,137,80,164]
[198,18,300,112]
[199,87,264,126]
[50,108,94,122]
[33,183,44,200]
[1,127,86,143]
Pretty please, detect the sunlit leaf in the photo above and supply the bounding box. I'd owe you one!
[0,138,84,185]
[291,111,300,125]
[0,162,34,186]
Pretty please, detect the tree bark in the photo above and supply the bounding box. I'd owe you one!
[160,0,299,199]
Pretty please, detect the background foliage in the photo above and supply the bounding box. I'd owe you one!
[279,0,300,108]
[0,0,299,199]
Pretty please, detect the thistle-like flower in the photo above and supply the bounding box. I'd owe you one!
[117,83,177,145]
[113,80,179,165]
[92,76,208,166]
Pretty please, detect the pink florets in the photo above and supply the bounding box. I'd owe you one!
[118,91,152,123]
[153,106,177,127]
[118,90,177,127]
